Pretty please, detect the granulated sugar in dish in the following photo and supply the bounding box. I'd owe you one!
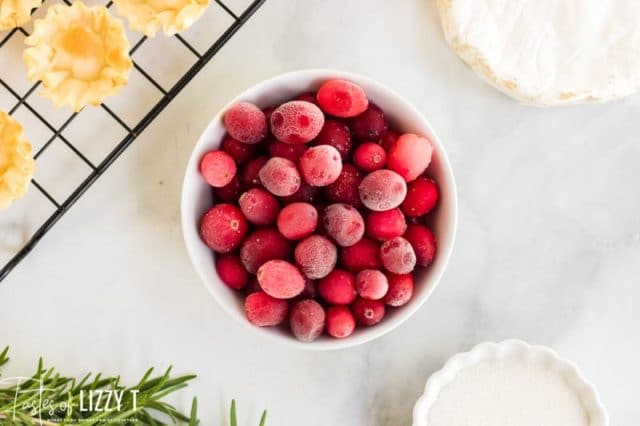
[427,359,590,426]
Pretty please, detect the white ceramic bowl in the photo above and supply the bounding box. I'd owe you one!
[412,340,609,425]
[181,69,458,350]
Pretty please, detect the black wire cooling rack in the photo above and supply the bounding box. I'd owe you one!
[0,0,266,281]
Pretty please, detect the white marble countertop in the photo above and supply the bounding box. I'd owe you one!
[1,0,639,424]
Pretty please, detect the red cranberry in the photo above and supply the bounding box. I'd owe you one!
[351,104,387,141]
[314,119,353,159]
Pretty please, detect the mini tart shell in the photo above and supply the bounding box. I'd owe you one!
[0,0,42,30]
[23,2,133,112]
[114,0,209,36]
[0,111,36,210]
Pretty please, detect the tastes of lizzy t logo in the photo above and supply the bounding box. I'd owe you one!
[0,376,138,424]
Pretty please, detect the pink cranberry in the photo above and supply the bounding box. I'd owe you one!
[318,269,357,305]
[224,102,267,144]
[356,269,389,300]
[295,92,319,105]
[366,208,407,241]
[383,273,414,307]
[352,298,385,326]
[215,254,248,290]
[380,130,399,151]
[257,259,305,299]
[314,119,353,159]
[294,235,337,279]
[387,133,434,182]
[317,79,368,118]
[269,139,308,162]
[289,299,326,342]
[281,182,320,204]
[380,237,416,274]
[324,164,363,208]
[258,157,301,196]
[241,156,268,188]
[245,291,288,326]
[323,203,365,247]
[353,142,386,172]
[325,306,356,338]
[221,135,257,164]
[404,224,437,267]
[277,202,318,240]
[359,169,407,211]
[351,104,387,141]
[401,177,439,217]
[341,238,382,272]
[299,145,343,187]
[200,150,236,188]
[271,101,325,144]
[213,174,243,203]
[240,228,291,273]
[200,204,248,253]
[239,188,280,225]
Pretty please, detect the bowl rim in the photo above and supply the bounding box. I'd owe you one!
[181,68,459,350]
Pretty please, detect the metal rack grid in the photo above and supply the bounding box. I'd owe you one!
[0,0,266,281]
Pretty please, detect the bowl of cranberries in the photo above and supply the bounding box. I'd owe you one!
[182,70,457,349]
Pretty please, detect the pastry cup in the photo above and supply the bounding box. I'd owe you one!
[114,0,209,36]
[23,2,133,112]
[412,340,608,426]
[0,111,36,210]
[0,0,42,30]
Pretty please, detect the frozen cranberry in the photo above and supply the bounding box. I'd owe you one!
[257,259,305,299]
[213,174,243,203]
[387,133,434,182]
[317,79,368,118]
[200,204,248,253]
[271,101,325,144]
[239,188,280,225]
[215,254,248,290]
[199,150,236,188]
[359,169,407,211]
[245,291,288,326]
[294,235,337,279]
[380,130,399,151]
[277,202,318,240]
[325,306,356,338]
[314,119,353,159]
[380,237,416,274]
[352,298,385,326]
[383,273,414,307]
[351,104,387,141]
[404,224,437,267]
[240,228,291,273]
[221,135,257,164]
[269,139,308,162]
[299,145,343,187]
[401,177,439,217]
[318,269,357,305]
[224,102,267,144]
[324,164,363,208]
[341,238,382,272]
[366,208,407,241]
[295,92,318,105]
[323,203,365,247]
[353,142,386,172]
[259,157,301,196]
[281,182,320,204]
[241,156,268,188]
[356,269,389,300]
[289,299,325,342]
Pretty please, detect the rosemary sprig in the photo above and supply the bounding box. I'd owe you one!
[229,400,267,426]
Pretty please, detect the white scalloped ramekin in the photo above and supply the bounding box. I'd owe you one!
[412,340,609,426]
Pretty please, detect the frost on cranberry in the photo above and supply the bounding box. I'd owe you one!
[404,224,437,267]
[351,104,387,141]
[215,254,249,290]
[240,228,291,273]
[323,203,365,247]
[380,237,416,274]
[200,150,236,188]
[241,156,268,188]
[245,291,288,327]
[257,259,305,299]
[289,299,326,342]
[318,269,357,305]
[356,269,389,300]
[325,306,356,338]
[258,157,301,196]
[383,273,414,307]
[299,145,343,187]
[271,101,325,144]
[352,298,385,326]
[277,202,318,240]
[269,139,308,162]
[213,174,243,203]
[386,133,433,182]
[239,188,280,225]
[221,135,257,164]
[317,79,369,118]
[324,164,363,208]
[200,204,248,253]
[341,238,382,272]
[366,208,407,241]
[401,177,439,217]
[359,169,407,211]
[224,102,267,144]
[314,119,353,159]
[294,235,337,279]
